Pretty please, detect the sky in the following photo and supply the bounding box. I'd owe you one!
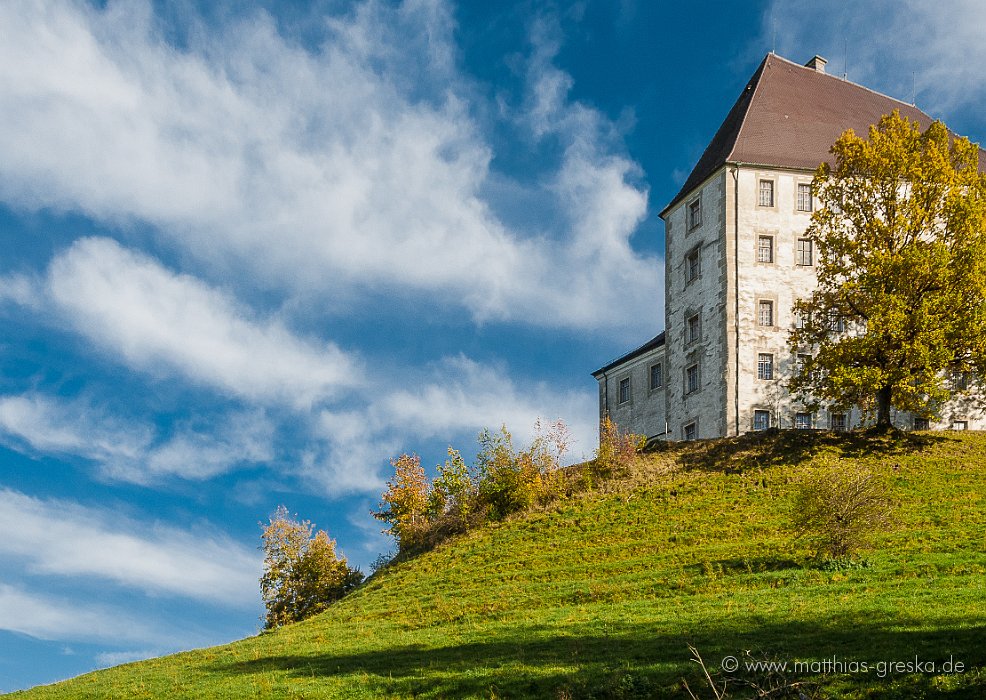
[1,0,985,691]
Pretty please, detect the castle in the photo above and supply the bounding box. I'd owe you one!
[593,53,986,441]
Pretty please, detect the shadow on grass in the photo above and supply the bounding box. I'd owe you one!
[209,618,986,698]
[673,428,957,474]
[684,555,804,577]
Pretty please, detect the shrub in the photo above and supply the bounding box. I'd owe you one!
[475,425,534,520]
[593,415,644,478]
[260,506,363,629]
[475,420,571,520]
[792,465,893,559]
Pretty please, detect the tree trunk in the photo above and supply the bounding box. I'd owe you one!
[876,385,893,429]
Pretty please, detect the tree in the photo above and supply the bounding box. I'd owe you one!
[790,110,986,428]
[260,506,363,629]
[372,453,429,552]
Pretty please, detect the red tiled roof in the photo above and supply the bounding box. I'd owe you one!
[662,53,986,216]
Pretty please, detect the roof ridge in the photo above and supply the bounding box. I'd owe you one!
[727,53,772,163]
[767,53,931,122]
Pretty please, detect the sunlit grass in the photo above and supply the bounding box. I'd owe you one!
[8,430,986,698]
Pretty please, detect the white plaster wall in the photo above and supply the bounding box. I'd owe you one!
[663,170,729,439]
[597,345,668,439]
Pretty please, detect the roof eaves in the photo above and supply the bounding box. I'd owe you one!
[591,331,666,378]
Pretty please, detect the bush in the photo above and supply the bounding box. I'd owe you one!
[792,465,893,559]
[593,416,644,479]
[260,507,363,629]
[375,419,574,554]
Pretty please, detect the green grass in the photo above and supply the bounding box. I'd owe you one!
[8,430,986,698]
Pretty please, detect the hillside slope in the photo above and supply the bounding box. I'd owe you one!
[8,431,986,699]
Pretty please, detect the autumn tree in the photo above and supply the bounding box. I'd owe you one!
[373,453,429,552]
[260,506,363,629]
[790,110,986,428]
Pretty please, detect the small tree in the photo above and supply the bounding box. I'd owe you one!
[373,454,429,552]
[260,506,363,629]
[594,415,644,478]
[792,466,893,559]
[790,110,986,428]
[427,447,474,521]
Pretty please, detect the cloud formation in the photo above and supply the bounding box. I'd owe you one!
[769,0,986,126]
[0,488,260,606]
[0,392,274,484]
[0,0,661,330]
[46,237,359,406]
[0,583,164,644]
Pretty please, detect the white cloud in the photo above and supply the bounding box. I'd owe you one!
[0,0,662,331]
[141,411,274,482]
[0,273,42,308]
[0,488,260,606]
[0,391,274,484]
[769,0,986,128]
[306,355,597,494]
[0,392,151,464]
[0,583,164,644]
[46,237,360,406]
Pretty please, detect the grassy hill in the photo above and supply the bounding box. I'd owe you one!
[8,430,986,699]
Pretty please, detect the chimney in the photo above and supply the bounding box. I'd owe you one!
[805,55,828,73]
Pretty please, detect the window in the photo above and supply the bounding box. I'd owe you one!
[758,179,774,207]
[688,198,702,230]
[618,377,630,404]
[797,238,813,266]
[795,412,813,430]
[952,371,971,390]
[685,247,701,283]
[951,420,969,431]
[796,353,812,378]
[758,300,774,327]
[831,315,846,334]
[914,417,930,431]
[753,410,771,431]
[686,313,702,344]
[683,422,697,441]
[757,353,774,380]
[830,413,847,432]
[649,363,663,390]
[757,235,774,263]
[685,363,700,394]
[797,183,813,212]
[795,308,808,329]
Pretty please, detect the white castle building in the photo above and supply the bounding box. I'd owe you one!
[593,53,986,441]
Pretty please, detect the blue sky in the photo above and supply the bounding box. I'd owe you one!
[1,0,985,691]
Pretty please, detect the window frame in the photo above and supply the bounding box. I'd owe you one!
[687,197,702,231]
[796,183,813,212]
[830,413,847,432]
[686,312,702,345]
[758,179,775,208]
[685,362,701,395]
[685,245,701,283]
[757,235,774,263]
[795,412,813,430]
[757,352,774,380]
[797,238,813,266]
[683,421,698,441]
[649,362,664,391]
[753,409,771,431]
[617,377,631,405]
[757,299,775,327]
